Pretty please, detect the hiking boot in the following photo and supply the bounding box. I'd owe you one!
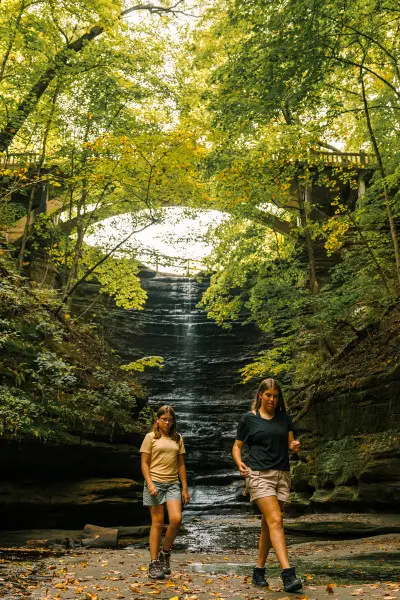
[158,548,171,575]
[148,559,165,580]
[281,567,302,593]
[252,566,268,587]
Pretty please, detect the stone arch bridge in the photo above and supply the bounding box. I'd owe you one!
[0,149,375,245]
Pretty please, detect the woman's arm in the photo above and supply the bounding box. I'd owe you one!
[232,439,249,477]
[141,452,158,496]
[177,454,190,504]
[288,431,301,453]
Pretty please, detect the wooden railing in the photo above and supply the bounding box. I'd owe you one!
[0,152,39,168]
[310,150,375,167]
[1,150,374,171]
[139,251,205,276]
[153,257,205,276]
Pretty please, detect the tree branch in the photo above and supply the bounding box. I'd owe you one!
[0,2,190,152]
[331,54,400,100]
[54,218,157,314]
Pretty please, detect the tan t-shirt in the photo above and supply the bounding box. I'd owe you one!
[140,432,185,483]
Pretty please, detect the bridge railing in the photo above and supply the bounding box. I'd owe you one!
[1,150,375,170]
[0,152,40,168]
[153,257,205,276]
[310,150,375,167]
[138,250,205,276]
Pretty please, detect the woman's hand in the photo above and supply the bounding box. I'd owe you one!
[182,489,190,505]
[147,482,158,496]
[238,461,249,477]
[289,439,301,453]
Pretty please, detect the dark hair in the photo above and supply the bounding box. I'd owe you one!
[153,405,180,442]
[251,378,286,413]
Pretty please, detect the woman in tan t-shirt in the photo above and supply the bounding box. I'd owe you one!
[140,405,190,580]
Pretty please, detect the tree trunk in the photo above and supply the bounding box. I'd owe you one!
[0,26,103,152]
[0,2,186,152]
[296,178,319,294]
[296,175,336,357]
[82,524,118,548]
[18,82,60,269]
[360,67,400,289]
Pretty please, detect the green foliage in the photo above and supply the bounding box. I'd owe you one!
[177,0,400,388]
[0,201,26,226]
[78,247,148,310]
[0,255,147,440]
[120,356,164,373]
[1,0,400,399]
[0,386,42,436]
[34,351,78,392]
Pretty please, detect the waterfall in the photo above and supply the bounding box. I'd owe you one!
[73,272,264,549]
[110,273,263,515]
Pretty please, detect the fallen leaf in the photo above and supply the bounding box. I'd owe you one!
[326,583,335,594]
[54,583,68,590]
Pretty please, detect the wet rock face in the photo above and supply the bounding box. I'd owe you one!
[100,275,262,513]
[291,375,400,513]
[0,437,147,528]
[0,275,262,528]
[0,478,146,529]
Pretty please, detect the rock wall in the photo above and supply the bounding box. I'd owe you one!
[3,268,398,529]
[0,436,147,528]
[290,337,400,512]
[0,272,262,528]
[91,274,263,514]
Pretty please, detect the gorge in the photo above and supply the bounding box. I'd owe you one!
[0,269,399,538]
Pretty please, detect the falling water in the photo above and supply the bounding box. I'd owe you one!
[91,272,264,550]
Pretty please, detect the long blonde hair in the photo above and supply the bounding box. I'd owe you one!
[251,378,286,413]
[153,405,180,442]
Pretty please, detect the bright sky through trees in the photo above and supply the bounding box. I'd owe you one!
[85,207,228,275]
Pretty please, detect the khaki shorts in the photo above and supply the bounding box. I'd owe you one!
[248,467,291,503]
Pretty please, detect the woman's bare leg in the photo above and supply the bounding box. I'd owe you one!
[163,500,182,551]
[149,505,164,560]
[257,514,272,567]
[255,497,289,569]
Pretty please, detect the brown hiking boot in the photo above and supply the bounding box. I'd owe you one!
[158,548,171,575]
[148,559,165,580]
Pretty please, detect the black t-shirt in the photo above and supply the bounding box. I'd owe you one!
[236,410,294,471]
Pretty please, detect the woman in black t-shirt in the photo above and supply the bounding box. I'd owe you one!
[232,378,302,593]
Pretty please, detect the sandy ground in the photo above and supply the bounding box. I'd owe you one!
[5,534,395,600]
[1,514,399,600]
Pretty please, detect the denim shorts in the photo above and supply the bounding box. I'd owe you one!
[143,481,182,506]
